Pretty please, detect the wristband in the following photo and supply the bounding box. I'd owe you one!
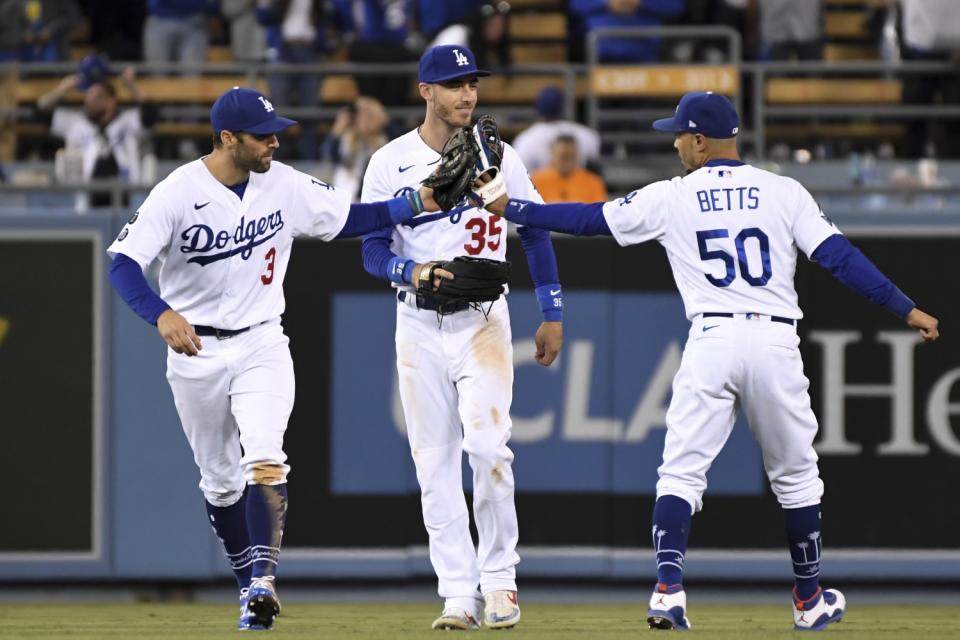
[535,284,563,322]
[387,190,424,225]
[387,256,414,284]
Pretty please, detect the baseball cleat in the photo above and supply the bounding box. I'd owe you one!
[647,583,692,631]
[237,587,267,631]
[793,587,846,631]
[431,607,480,631]
[483,590,521,629]
[244,577,281,630]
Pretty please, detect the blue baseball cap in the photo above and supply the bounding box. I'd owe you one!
[652,92,740,139]
[535,86,564,119]
[418,45,491,84]
[210,87,297,134]
[77,53,112,90]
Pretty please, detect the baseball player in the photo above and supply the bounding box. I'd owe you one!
[359,44,564,630]
[479,92,940,631]
[106,87,445,631]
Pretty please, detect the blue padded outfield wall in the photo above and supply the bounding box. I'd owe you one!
[2,210,959,582]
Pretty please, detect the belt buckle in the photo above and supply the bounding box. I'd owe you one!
[746,312,762,321]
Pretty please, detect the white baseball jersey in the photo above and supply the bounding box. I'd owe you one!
[603,162,839,320]
[362,128,540,602]
[52,107,146,182]
[361,128,543,275]
[107,158,351,330]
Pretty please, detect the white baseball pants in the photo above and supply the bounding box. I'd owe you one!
[657,314,824,513]
[395,297,519,598]
[165,319,295,507]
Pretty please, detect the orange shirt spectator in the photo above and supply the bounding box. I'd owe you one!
[531,135,607,203]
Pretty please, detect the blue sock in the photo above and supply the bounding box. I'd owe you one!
[784,505,822,601]
[206,494,253,591]
[652,495,692,586]
[245,483,288,579]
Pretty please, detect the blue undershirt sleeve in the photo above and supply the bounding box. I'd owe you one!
[108,253,170,325]
[501,199,612,236]
[517,225,563,321]
[337,192,424,239]
[810,234,915,318]
[361,229,415,284]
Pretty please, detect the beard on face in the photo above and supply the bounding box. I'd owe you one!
[232,140,272,173]
[434,99,471,127]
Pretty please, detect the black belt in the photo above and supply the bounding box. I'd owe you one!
[194,324,252,339]
[702,312,796,326]
[398,290,469,314]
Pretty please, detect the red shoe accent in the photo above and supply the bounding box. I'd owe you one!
[793,586,823,610]
[507,592,518,605]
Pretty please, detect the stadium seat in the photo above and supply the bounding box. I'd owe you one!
[765,78,902,104]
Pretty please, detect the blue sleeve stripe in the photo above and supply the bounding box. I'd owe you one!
[811,234,915,318]
[517,225,562,321]
[503,200,611,236]
[108,253,170,325]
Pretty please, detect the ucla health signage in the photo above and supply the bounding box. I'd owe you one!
[330,291,764,496]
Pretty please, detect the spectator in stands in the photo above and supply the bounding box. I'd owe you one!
[37,59,157,206]
[512,86,601,174]
[416,0,477,41]
[222,0,267,62]
[335,0,418,106]
[570,0,685,63]
[428,1,511,72]
[758,0,823,61]
[83,0,146,61]
[531,134,607,203]
[898,0,960,157]
[321,95,389,200]
[19,0,80,62]
[677,0,748,63]
[257,0,329,160]
[143,0,218,64]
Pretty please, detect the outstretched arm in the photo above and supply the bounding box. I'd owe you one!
[488,197,612,236]
[335,187,440,239]
[811,234,939,342]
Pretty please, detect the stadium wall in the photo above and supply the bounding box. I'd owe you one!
[1,211,958,582]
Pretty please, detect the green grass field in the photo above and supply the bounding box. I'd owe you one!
[1,602,957,639]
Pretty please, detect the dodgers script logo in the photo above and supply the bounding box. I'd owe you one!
[180,210,284,266]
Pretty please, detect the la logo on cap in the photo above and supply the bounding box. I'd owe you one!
[453,49,469,67]
[258,96,274,113]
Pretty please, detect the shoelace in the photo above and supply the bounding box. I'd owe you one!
[249,577,276,593]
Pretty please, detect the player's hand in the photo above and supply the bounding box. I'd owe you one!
[473,172,508,215]
[906,308,939,342]
[535,321,563,366]
[58,73,80,93]
[157,309,203,356]
[412,262,454,290]
[417,185,441,212]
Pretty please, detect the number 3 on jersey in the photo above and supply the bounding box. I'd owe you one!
[261,247,276,285]
[697,227,772,287]
[463,215,503,255]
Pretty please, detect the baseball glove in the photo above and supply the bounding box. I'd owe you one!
[422,127,478,211]
[473,114,503,175]
[417,256,511,309]
[470,114,507,207]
